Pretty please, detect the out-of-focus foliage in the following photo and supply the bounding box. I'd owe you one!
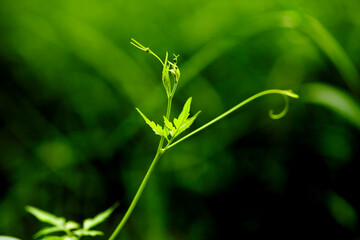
[0,237,20,240]
[0,0,359,239]
[301,82,360,129]
[327,191,358,230]
[26,204,117,239]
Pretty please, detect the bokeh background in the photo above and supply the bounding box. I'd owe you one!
[1,0,360,239]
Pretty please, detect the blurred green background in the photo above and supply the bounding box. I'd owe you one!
[1,0,360,239]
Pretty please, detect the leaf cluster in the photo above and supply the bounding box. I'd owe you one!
[26,204,118,240]
[136,97,200,144]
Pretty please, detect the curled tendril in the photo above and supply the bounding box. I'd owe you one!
[130,38,164,66]
[166,89,299,150]
[269,95,290,120]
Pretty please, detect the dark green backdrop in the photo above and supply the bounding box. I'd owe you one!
[1,0,360,239]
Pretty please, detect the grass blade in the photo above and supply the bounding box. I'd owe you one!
[301,82,360,129]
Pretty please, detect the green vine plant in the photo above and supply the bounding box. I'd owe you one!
[6,39,298,240]
[108,39,299,240]
[25,204,118,240]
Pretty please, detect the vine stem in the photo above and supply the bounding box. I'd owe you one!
[108,89,298,240]
[165,89,298,150]
[108,149,163,240]
[109,94,173,240]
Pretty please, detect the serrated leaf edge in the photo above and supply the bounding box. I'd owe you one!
[174,111,201,138]
[174,97,192,128]
[136,108,164,136]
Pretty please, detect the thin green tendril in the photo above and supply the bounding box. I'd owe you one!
[269,95,290,120]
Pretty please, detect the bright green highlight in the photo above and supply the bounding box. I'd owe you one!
[0,237,21,240]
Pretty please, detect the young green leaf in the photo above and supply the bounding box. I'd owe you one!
[33,227,64,239]
[65,221,80,230]
[162,52,171,97]
[38,236,67,240]
[83,203,118,231]
[26,206,65,227]
[163,116,175,136]
[174,111,201,138]
[169,60,180,83]
[136,108,164,137]
[74,230,103,237]
[174,97,192,128]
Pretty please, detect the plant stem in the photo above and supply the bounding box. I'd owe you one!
[108,150,163,240]
[166,89,298,150]
[109,95,174,240]
[109,89,297,239]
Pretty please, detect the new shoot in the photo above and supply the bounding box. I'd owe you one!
[109,39,299,240]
